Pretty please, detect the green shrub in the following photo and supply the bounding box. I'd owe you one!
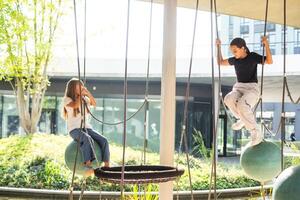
[192,129,210,159]
[0,133,262,191]
[127,184,158,200]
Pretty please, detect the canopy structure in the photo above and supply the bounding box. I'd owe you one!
[145,0,300,28]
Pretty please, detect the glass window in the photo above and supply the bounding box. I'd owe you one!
[229,17,234,26]
[100,98,161,152]
[254,33,261,44]
[229,25,234,40]
[89,98,104,137]
[269,34,276,43]
[55,96,161,152]
[148,100,161,152]
[256,111,274,139]
[254,43,262,54]
[43,96,56,109]
[285,112,295,140]
[240,25,249,34]
[191,101,211,151]
[0,96,3,138]
[269,44,276,55]
[294,47,300,54]
[254,24,264,33]
[295,29,300,46]
[266,23,276,32]
[2,95,19,137]
[56,97,67,135]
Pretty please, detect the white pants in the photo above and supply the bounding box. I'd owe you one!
[224,82,259,131]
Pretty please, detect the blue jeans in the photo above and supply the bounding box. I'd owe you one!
[69,128,110,163]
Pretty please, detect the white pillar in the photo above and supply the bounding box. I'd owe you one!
[159,0,176,199]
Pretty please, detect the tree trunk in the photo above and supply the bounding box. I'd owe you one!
[15,78,46,134]
[30,86,45,134]
[16,79,31,134]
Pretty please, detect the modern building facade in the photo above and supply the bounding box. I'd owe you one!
[0,12,300,157]
[219,15,300,57]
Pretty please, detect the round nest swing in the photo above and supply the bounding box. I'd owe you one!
[94,165,185,184]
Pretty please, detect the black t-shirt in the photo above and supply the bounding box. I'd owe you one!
[228,52,266,83]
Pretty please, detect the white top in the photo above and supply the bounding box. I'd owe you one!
[63,96,92,132]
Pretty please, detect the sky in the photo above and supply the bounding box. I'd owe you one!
[52,0,214,60]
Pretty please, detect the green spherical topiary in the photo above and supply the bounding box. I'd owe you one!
[64,140,102,175]
[240,140,281,182]
[272,165,300,200]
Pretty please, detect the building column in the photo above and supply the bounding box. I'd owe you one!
[159,0,176,199]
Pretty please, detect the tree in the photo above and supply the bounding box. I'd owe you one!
[0,0,63,134]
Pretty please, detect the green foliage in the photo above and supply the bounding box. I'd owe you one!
[0,0,63,85]
[0,133,263,191]
[283,142,300,168]
[0,157,69,189]
[0,0,64,134]
[192,128,210,159]
[127,184,158,200]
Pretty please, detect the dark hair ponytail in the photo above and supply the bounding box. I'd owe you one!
[230,37,250,54]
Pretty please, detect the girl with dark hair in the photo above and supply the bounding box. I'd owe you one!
[216,37,273,146]
[62,78,110,176]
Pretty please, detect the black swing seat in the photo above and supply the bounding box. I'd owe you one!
[94,165,184,184]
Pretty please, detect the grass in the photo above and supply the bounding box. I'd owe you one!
[0,133,260,191]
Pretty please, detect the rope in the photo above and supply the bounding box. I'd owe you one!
[280,0,287,171]
[89,100,146,126]
[79,178,87,200]
[141,0,154,165]
[285,78,300,104]
[120,0,131,198]
[98,179,102,200]
[69,1,101,199]
[207,0,220,198]
[258,0,269,138]
[83,0,87,85]
[68,0,82,199]
[176,0,201,199]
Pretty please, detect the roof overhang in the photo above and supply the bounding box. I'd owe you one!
[144,0,300,28]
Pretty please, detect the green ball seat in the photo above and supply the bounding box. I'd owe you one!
[272,165,300,200]
[240,140,281,182]
[64,140,102,175]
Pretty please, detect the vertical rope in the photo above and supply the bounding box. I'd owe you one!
[79,178,87,200]
[120,0,131,198]
[98,179,102,200]
[176,0,200,199]
[280,0,287,171]
[69,1,100,200]
[208,0,224,198]
[81,0,100,168]
[83,0,87,85]
[259,0,269,137]
[142,0,153,166]
[82,0,87,165]
[68,1,82,199]
[209,0,217,199]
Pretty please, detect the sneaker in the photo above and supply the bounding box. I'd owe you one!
[231,120,245,130]
[250,129,263,146]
